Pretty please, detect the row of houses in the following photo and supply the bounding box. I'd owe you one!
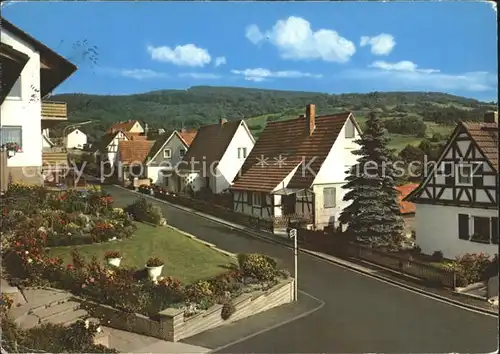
[1,17,497,261]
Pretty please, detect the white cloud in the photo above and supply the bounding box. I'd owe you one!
[214,56,227,67]
[359,34,395,56]
[370,60,439,74]
[120,69,169,80]
[245,16,355,63]
[179,73,221,79]
[231,68,322,82]
[147,44,211,67]
[341,60,496,92]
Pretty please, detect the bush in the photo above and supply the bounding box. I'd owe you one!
[221,302,236,320]
[237,253,279,282]
[454,253,492,286]
[124,198,164,225]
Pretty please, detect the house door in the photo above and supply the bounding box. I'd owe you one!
[282,194,296,215]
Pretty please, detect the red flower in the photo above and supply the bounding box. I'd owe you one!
[67,264,73,270]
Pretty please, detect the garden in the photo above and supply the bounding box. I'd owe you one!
[1,183,291,348]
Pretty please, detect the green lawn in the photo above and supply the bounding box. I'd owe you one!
[49,223,234,283]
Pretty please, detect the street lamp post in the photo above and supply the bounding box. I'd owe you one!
[289,228,298,301]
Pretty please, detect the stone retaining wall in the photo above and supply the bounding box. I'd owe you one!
[82,278,294,342]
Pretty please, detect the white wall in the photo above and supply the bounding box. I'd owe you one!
[130,122,144,133]
[215,121,255,194]
[312,117,361,229]
[1,28,42,168]
[415,204,498,259]
[107,131,127,168]
[66,129,87,149]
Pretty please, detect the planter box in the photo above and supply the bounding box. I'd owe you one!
[82,278,294,342]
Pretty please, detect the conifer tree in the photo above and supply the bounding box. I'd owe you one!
[339,112,404,245]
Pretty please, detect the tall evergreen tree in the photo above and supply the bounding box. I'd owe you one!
[339,112,404,245]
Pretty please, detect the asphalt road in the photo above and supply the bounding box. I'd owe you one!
[106,186,498,353]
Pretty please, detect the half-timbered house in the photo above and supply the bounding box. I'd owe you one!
[230,104,362,231]
[405,112,498,259]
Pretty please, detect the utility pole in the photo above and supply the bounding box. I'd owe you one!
[289,228,298,301]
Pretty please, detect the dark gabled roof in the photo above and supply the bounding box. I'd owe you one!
[179,120,245,171]
[0,42,29,104]
[1,17,77,97]
[144,130,175,162]
[231,112,355,192]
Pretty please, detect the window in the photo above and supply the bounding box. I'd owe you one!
[247,191,252,206]
[458,214,470,240]
[472,216,491,243]
[7,77,22,99]
[345,120,355,138]
[237,147,247,159]
[180,149,186,158]
[252,192,261,206]
[163,149,172,158]
[492,217,498,245]
[456,164,473,186]
[323,187,336,208]
[0,126,23,150]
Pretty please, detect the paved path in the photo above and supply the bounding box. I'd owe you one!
[107,186,498,353]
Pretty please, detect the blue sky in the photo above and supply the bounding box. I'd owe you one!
[2,1,498,101]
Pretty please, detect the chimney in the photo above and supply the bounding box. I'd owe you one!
[484,111,498,124]
[219,118,227,126]
[144,123,149,136]
[306,104,315,136]
[181,128,187,133]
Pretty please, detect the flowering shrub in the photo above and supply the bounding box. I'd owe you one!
[454,253,492,286]
[146,257,164,267]
[91,221,115,242]
[104,251,122,259]
[1,315,116,353]
[237,253,279,282]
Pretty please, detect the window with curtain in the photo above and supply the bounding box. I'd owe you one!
[323,187,336,208]
[0,126,23,149]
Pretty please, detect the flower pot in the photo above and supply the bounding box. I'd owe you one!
[146,265,164,280]
[7,150,15,157]
[106,257,121,267]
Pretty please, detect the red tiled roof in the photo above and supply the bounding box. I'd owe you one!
[124,132,147,141]
[179,130,197,146]
[118,140,154,165]
[107,120,141,134]
[396,183,419,214]
[461,121,498,171]
[179,120,243,171]
[231,111,354,192]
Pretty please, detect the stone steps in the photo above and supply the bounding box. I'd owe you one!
[36,301,82,323]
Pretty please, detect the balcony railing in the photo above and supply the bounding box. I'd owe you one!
[41,101,67,120]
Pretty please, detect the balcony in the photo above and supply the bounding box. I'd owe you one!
[41,101,67,120]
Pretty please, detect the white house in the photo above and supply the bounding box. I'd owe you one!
[176,119,255,195]
[0,18,76,188]
[230,104,362,231]
[143,130,192,191]
[405,112,498,259]
[66,128,87,149]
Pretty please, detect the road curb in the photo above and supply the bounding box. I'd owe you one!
[111,185,498,317]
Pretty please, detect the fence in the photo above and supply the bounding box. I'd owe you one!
[298,229,456,288]
[140,186,274,233]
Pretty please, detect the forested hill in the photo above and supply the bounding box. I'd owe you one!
[51,86,496,144]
